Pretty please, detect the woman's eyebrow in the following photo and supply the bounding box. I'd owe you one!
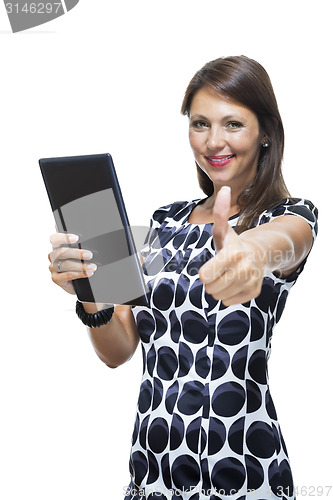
[190,114,208,120]
[190,113,244,122]
[223,114,242,121]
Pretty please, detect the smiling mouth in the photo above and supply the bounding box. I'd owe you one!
[206,154,235,161]
[205,154,235,167]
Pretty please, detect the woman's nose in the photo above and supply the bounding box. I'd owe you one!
[206,127,226,151]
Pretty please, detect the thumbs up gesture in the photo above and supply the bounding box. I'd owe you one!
[199,186,266,306]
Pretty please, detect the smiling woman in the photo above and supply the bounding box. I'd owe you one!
[188,88,264,219]
[181,55,288,233]
[48,55,318,500]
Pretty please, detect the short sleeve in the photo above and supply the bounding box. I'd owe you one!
[258,198,318,282]
[267,198,318,241]
[259,198,318,239]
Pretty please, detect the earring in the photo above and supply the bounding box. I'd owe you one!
[262,140,269,148]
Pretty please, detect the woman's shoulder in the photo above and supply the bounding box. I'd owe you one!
[257,198,318,236]
[151,199,200,226]
[259,197,317,220]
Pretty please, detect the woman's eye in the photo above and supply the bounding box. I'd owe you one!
[227,121,243,129]
[192,120,209,129]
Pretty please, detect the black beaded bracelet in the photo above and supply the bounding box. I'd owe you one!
[75,300,114,328]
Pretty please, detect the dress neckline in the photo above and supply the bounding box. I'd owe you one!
[185,197,240,226]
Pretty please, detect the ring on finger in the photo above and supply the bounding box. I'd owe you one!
[57,260,64,273]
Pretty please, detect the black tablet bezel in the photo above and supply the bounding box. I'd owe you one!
[39,153,150,307]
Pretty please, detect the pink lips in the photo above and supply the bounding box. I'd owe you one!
[205,154,235,168]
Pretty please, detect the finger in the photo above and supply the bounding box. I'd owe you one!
[53,258,97,274]
[50,232,79,250]
[204,262,263,304]
[48,246,93,264]
[49,265,76,295]
[212,186,231,252]
[219,290,253,307]
[199,234,244,284]
[60,281,76,295]
[49,264,95,286]
[205,265,256,298]
[213,286,261,307]
[199,250,229,284]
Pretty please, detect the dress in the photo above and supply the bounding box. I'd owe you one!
[125,197,318,500]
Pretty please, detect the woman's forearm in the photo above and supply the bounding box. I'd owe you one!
[239,214,313,277]
[82,303,140,368]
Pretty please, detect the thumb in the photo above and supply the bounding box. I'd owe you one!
[212,186,231,252]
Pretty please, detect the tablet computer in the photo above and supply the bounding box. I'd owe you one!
[39,153,150,306]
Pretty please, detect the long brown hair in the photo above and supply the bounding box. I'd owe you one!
[181,55,290,233]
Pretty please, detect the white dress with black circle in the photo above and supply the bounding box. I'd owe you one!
[124,198,318,500]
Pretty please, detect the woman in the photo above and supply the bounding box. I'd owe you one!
[48,56,318,500]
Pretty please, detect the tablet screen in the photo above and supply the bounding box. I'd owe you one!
[40,154,150,306]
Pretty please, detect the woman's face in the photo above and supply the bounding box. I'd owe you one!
[189,86,264,195]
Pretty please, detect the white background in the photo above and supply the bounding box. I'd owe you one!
[0,1,331,499]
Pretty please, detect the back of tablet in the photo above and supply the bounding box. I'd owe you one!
[39,153,150,306]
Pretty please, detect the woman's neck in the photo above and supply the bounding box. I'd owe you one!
[188,194,239,224]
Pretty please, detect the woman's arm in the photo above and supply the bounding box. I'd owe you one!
[83,303,140,368]
[49,233,140,368]
[199,187,314,306]
[239,214,313,277]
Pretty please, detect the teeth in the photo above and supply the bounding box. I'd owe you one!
[209,155,233,161]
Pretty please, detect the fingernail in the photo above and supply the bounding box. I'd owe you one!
[82,251,93,259]
[222,185,231,192]
[85,270,94,277]
[86,263,97,271]
[68,234,79,243]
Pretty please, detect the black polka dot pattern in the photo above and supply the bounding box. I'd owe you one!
[125,198,318,499]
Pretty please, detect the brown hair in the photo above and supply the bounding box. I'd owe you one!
[181,55,290,233]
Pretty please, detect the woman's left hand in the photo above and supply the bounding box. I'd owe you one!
[199,186,266,306]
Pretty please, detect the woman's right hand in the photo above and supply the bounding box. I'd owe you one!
[48,233,97,295]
